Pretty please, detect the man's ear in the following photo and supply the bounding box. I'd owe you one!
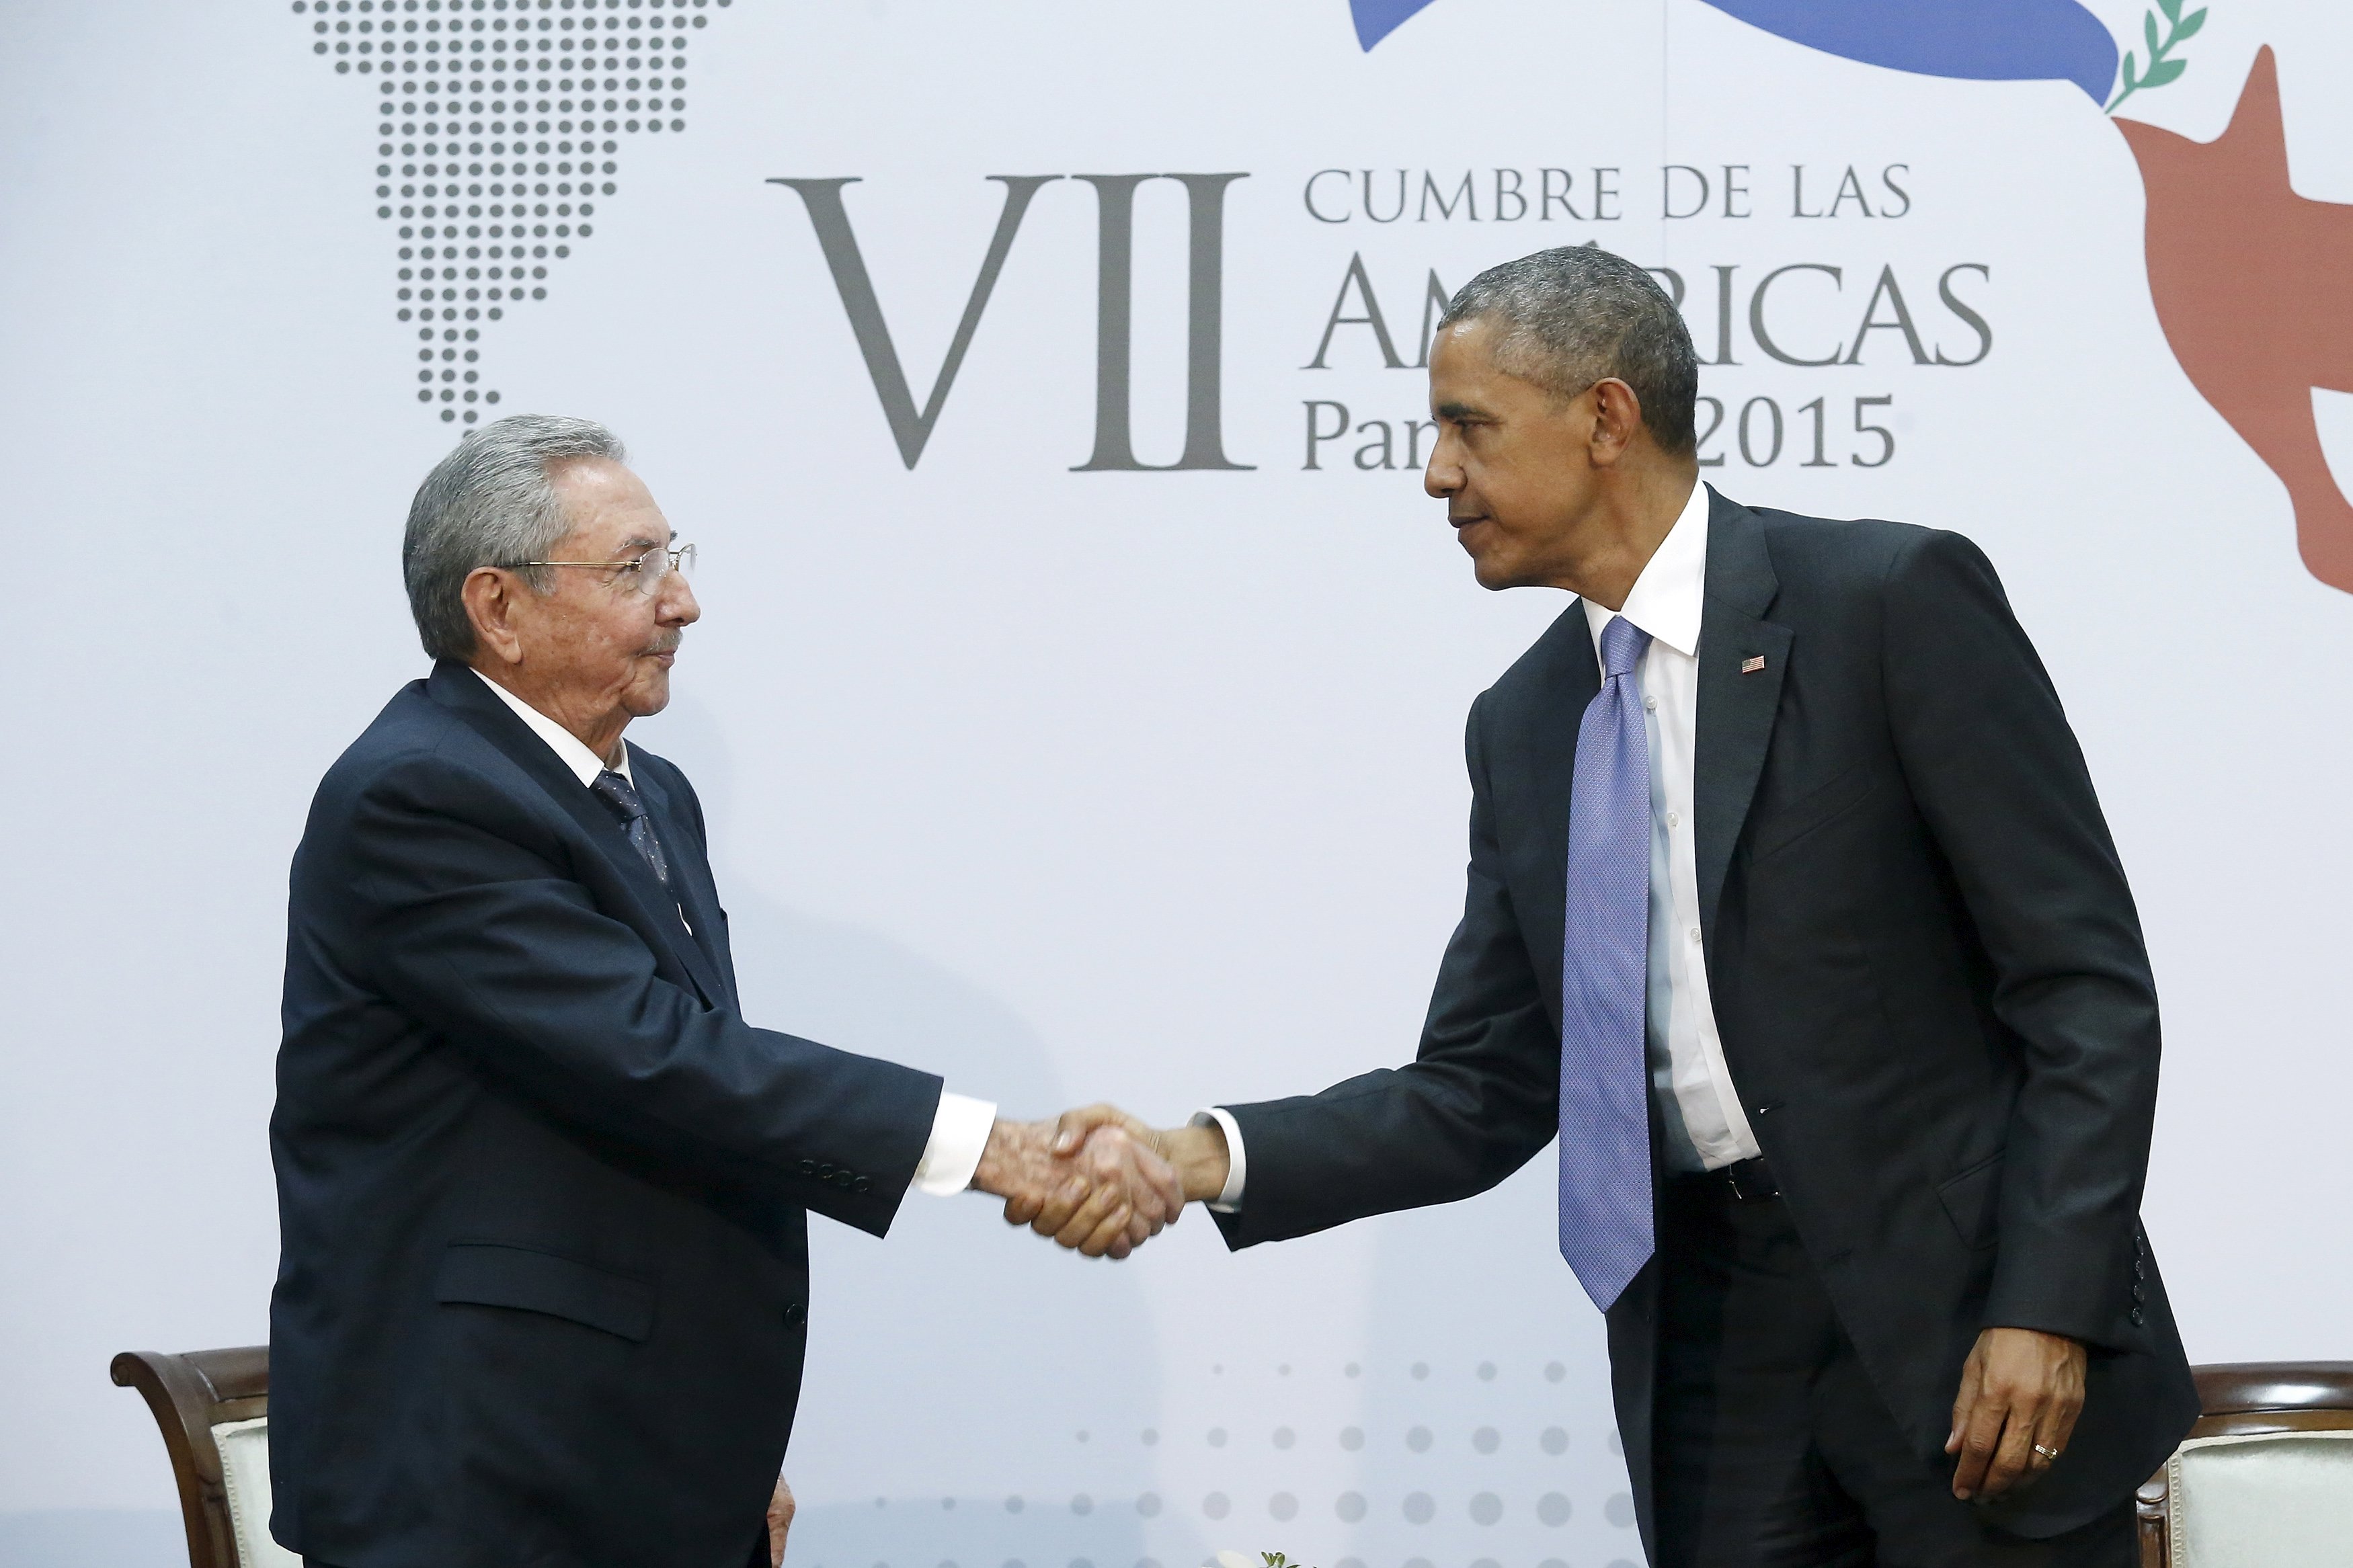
[1588,378,1646,467]
[461,567,528,668]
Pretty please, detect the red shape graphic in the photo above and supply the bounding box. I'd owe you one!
[2118,47,2353,594]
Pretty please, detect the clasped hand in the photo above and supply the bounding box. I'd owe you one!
[971,1116,1185,1260]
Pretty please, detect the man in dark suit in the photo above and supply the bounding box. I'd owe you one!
[270,415,1181,1568]
[1060,247,2198,1565]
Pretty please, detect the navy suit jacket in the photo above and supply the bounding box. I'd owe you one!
[270,662,943,1568]
[1211,490,2199,1550]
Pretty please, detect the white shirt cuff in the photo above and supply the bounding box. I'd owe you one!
[912,1091,997,1196]
[1191,1108,1246,1212]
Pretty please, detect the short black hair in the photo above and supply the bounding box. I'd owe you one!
[1437,244,1700,456]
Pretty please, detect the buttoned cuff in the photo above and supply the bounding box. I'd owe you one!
[1191,1107,1246,1212]
[913,1091,998,1196]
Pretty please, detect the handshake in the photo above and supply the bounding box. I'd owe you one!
[968,1105,1234,1259]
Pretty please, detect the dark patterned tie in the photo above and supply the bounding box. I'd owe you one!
[589,769,671,887]
[1558,614,1654,1311]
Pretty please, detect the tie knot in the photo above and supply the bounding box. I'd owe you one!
[589,769,647,824]
[1599,614,1650,678]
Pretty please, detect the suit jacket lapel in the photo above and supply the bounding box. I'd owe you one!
[1528,613,1599,1006]
[427,663,728,1009]
[1692,489,1792,941]
[630,764,736,1010]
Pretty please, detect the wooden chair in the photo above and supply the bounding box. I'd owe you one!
[110,1346,278,1568]
[2137,1362,2353,1566]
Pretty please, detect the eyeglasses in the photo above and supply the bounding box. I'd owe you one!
[503,542,696,597]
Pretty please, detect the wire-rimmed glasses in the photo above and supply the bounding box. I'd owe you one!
[504,542,696,596]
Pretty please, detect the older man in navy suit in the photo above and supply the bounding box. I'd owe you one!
[269,416,1181,1568]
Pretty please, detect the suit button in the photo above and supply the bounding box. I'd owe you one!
[783,1301,806,1328]
[797,1159,816,1177]
[838,1171,856,1189]
[2130,1307,2146,1327]
[2132,1283,2147,1303]
[852,1175,872,1194]
[2134,1260,2145,1280]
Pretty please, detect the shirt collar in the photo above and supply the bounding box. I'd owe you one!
[1581,479,1709,659]
[470,667,633,788]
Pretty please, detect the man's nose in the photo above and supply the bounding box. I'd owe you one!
[662,576,701,626]
[1425,438,1464,499]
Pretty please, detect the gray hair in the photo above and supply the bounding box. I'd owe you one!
[1436,245,1699,456]
[401,414,627,662]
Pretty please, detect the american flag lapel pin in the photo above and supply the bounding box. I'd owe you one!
[1741,655,1767,674]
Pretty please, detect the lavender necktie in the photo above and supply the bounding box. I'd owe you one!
[1558,614,1654,1311]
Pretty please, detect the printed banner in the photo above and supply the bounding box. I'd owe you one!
[5,3,2351,1565]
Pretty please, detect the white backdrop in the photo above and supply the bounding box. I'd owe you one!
[5,2,2352,1565]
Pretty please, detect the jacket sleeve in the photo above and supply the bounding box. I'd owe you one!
[1880,528,2159,1348]
[345,749,943,1238]
[1214,692,1562,1249]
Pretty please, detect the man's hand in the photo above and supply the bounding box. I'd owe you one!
[969,1117,1183,1258]
[766,1475,795,1567]
[1051,1103,1232,1204]
[1945,1327,2087,1501]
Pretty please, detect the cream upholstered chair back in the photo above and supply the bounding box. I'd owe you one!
[111,1346,298,1568]
[2137,1363,2353,1567]
[211,1415,302,1567]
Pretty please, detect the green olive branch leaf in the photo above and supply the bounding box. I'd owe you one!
[2109,3,2208,114]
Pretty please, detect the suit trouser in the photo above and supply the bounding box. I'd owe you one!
[1650,1176,2134,1568]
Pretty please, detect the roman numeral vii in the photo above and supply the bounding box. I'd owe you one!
[770,173,1251,471]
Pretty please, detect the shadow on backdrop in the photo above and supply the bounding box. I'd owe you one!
[1345,1157,1644,1568]
[644,698,1172,1566]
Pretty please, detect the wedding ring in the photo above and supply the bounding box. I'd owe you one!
[2032,1444,2061,1460]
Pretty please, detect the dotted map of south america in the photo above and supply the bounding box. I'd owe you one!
[298,0,729,429]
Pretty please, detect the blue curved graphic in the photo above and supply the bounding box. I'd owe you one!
[1350,0,1439,50]
[1696,0,2117,101]
[1350,0,2119,105]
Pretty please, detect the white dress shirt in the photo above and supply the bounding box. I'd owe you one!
[1205,479,1758,1208]
[471,669,996,1197]
[1581,481,1762,1173]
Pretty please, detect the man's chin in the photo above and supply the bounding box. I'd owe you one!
[1466,552,1525,592]
[1459,528,1522,591]
[624,668,674,716]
